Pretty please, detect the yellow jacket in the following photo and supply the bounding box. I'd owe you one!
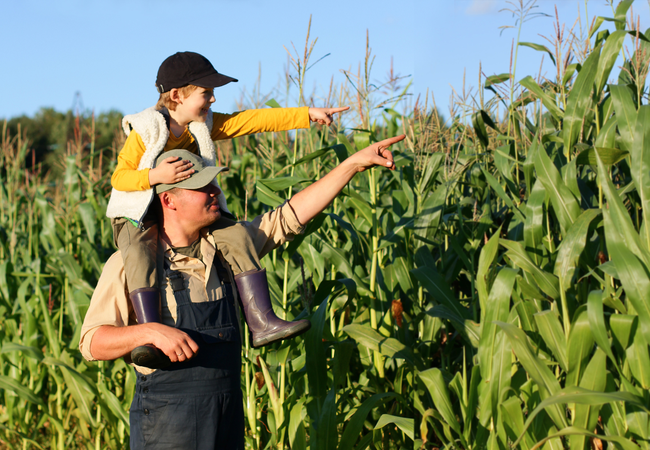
[111,107,310,191]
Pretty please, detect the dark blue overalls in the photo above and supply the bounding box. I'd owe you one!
[129,260,244,450]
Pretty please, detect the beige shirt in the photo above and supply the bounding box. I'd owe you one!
[79,202,304,373]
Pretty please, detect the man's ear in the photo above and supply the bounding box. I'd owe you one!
[159,192,176,210]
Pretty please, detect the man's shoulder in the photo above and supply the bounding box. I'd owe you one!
[102,251,125,273]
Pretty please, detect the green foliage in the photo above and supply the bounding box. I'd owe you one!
[3,3,650,449]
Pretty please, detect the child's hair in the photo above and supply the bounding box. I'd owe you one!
[155,84,200,111]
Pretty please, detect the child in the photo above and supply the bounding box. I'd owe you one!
[105,51,347,368]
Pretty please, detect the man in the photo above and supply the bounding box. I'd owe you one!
[79,134,405,449]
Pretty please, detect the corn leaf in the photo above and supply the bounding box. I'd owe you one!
[519,76,564,121]
[374,414,414,441]
[534,142,581,236]
[338,393,396,450]
[495,321,566,429]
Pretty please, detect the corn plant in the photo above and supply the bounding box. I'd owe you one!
[416,2,650,448]
[3,2,650,449]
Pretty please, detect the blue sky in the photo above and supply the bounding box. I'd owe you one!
[2,0,648,120]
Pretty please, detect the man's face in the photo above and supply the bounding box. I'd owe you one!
[171,182,222,229]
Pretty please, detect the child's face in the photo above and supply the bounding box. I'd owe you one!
[177,87,215,123]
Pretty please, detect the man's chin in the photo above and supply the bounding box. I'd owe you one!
[207,210,221,224]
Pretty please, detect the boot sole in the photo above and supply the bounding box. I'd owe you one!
[251,320,312,348]
[131,345,172,369]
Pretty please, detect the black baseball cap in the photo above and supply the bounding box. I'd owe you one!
[155,52,238,94]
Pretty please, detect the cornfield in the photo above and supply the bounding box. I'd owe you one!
[2,1,650,449]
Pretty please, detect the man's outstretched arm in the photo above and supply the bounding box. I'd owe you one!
[288,135,405,225]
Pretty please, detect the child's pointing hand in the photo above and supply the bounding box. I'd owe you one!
[308,106,350,126]
[148,156,195,186]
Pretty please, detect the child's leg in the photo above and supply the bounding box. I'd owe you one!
[209,218,311,348]
[112,218,170,369]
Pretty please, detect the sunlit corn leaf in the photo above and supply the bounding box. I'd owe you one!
[529,426,641,450]
[575,147,628,166]
[0,343,44,361]
[522,180,546,266]
[566,310,595,387]
[484,73,510,89]
[630,106,650,251]
[534,143,581,236]
[483,330,512,426]
[609,84,637,152]
[477,267,516,387]
[615,0,634,30]
[353,130,371,151]
[97,381,129,426]
[77,202,97,243]
[495,321,567,429]
[519,76,564,121]
[562,63,580,86]
[569,348,608,450]
[515,387,646,449]
[255,180,285,207]
[374,414,414,441]
[610,314,637,357]
[347,196,374,227]
[265,98,281,108]
[534,310,568,372]
[258,176,311,192]
[418,368,462,436]
[288,398,307,450]
[596,152,647,266]
[553,208,600,291]
[499,396,534,450]
[519,42,556,66]
[627,330,650,389]
[499,239,560,300]
[42,354,97,427]
[595,115,618,148]
[342,324,419,368]
[0,375,46,408]
[620,380,650,444]
[595,30,627,93]
[476,227,500,316]
[587,291,617,364]
[602,213,650,344]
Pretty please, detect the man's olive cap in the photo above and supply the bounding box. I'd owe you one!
[155,149,228,194]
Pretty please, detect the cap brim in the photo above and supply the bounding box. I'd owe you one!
[156,166,229,194]
[192,72,238,88]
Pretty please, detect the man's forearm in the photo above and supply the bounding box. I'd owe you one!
[288,159,358,225]
[90,325,153,361]
[90,323,199,362]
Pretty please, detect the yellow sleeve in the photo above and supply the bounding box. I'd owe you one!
[211,106,310,141]
[111,132,152,191]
